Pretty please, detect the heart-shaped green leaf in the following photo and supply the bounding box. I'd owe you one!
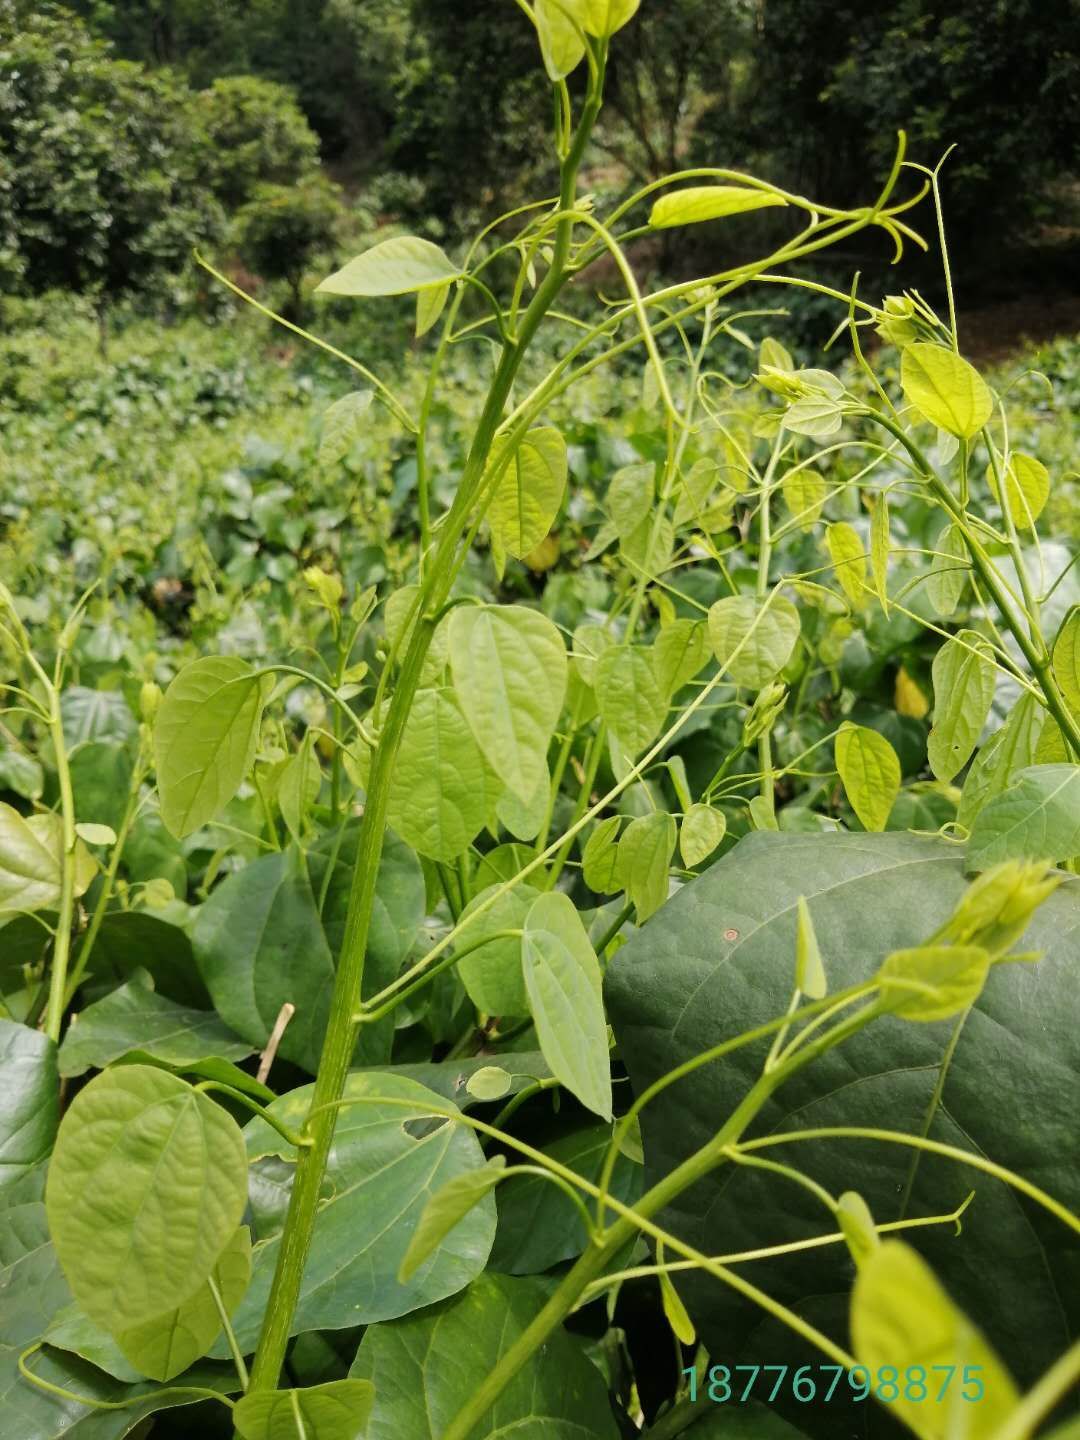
[45,1065,248,1333]
[154,656,268,839]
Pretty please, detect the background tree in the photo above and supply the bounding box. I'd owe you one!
[196,75,320,210]
[0,2,223,317]
[234,174,343,319]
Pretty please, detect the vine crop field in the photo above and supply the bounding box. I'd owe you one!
[1,3,1079,1439]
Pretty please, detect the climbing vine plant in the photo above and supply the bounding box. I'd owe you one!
[2,3,1079,1439]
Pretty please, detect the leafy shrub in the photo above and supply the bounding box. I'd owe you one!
[234,175,345,317]
[197,74,321,210]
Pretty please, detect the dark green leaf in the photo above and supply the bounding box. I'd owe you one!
[57,981,254,1077]
[0,1020,57,1191]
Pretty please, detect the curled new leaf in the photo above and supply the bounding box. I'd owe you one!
[877,942,990,1021]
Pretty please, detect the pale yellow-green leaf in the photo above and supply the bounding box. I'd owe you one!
[448,605,567,802]
[534,0,586,80]
[496,767,549,842]
[319,389,373,468]
[488,427,567,559]
[650,185,786,230]
[707,593,801,689]
[595,644,666,755]
[571,621,613,688]
[561,0,641,38]
[900,342,993,439]
[852,1242,1018,1440]
[522,892,611,1120]
[607,461,654,538]
[415,280,450,337]
[835,723,900,832]
[1051,606,1080,717]
[987,451,1049,527]
[154,656,270,839]
[620,511,674,577]
[654,619,710,698]
[456,881,538,1016]
[836,1191,879,1267]
[679,804,726,868]
[672,457,736,533]
[0,805,94,919]
[399,1159,507,1282]
[45,1066,248,1333]
[926,523,970,618]
[794,895,827,998]
[233,1380,375,1440]
[617,812,676,922]
[658,1245,695,1345]
[116,1226,252,1381]
[877,943,990,1022]
[582,815,622,894]
[386,688,497,862]
[825,521,867,606]
[894,665,930,720]
[870,493,890,613]
[928,631,996,781]
[317,236,460,297]
[465,1066,512,1102]
[780,467,827,530]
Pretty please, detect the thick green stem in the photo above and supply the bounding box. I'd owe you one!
[246,70,604,1392]
[43,695,78,1044]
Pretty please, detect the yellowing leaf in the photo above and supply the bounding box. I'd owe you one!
[835,723,900,832]
[317,236,460,296]
[780,467,827,530]
[900,342,993,439]
[894,665,930,720]
[650,185,786,230]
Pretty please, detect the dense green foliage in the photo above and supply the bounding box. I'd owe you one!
[1,5,1079,1440]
